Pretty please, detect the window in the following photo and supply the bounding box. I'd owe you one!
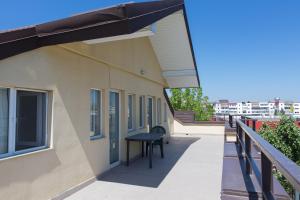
[0,88,48,158]
[0,88,9,154]
[16,90,47,151]
[147,97,153,128]
[157,98,161,124]
[164,102,167,122]
[90,89,102,138]
[128,94,135,131]
[139,96,145,128]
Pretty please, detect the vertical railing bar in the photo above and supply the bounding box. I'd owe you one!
[239,126,244,156]
[245,133,252,175]
[235,120,239,145]
[261,152,273,199]
[241,115,245,124]
[252,119,256,132]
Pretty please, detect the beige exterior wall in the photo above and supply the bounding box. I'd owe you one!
[174,120,225,136]
[0,37,174,200]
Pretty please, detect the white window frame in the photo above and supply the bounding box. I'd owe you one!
[157,98,162,124]
[139,96,145,128]
[127,94,135,132]
[90,88,103,140]
[0,87,49,159]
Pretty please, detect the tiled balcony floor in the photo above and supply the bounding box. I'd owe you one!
[65,135,224,200]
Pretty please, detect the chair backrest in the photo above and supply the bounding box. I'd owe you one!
[150,126,166,135]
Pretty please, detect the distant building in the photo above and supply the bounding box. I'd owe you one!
[213,98,300,118]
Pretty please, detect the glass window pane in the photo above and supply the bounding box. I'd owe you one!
[0,88,9,154]
[148,98,153,128]
[90,90,101,137]
[15,91,46,151]
[128,95,133,130]
[139,96,144,128]
[157,98,161,124]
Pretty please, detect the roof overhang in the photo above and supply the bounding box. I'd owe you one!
[149,10,199,88]
[0,0,200,88]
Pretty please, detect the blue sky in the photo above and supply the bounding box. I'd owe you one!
[1,0,300,102]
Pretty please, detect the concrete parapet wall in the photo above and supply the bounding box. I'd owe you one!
[173,119,225,136]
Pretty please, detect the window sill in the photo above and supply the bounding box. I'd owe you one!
[90,135,105,141]
[0,146,53,162]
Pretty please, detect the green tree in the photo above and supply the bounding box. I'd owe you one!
[169,88,182,110]
[274,116,300,162]
[169,87,214,121]
[259,116,300,195]
[182,88,193,110]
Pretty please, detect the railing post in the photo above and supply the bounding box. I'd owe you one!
[238,125,243,155]
[241,116,245,124]
[235,121,239,144]
[245,133,252,174]
[252,119,257,132]
[261,152,273,198]
[235,121,238,144]
[229,115,233,128]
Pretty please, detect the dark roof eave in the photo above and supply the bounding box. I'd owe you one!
[0,0,184,60]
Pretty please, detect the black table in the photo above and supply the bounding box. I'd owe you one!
[125,133,164,168]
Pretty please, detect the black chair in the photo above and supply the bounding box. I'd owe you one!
[146,126,166,158]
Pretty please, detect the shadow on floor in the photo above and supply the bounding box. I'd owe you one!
[98,136,200,188]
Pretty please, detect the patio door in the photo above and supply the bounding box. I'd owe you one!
[109,91,120,166]
[147,97,153,129]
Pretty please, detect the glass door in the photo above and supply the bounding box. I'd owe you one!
[109,91,120,165]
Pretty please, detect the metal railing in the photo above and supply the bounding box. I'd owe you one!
[235,117,300,199]
[228,114,245,128]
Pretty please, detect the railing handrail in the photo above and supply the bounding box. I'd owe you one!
[236,119,300,192]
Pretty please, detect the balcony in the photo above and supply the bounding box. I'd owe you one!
[63,135,224,200]
[59,113,299,200]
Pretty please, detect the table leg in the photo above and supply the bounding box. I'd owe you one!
[149,141,153,168]
[142,141,144,158]
[126,140,130,166]
[160,139,164,158]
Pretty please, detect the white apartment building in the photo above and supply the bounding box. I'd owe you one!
[214,99,300,118]
[294,103,300,113]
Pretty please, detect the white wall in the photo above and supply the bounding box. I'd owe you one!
[173,120,225,136]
